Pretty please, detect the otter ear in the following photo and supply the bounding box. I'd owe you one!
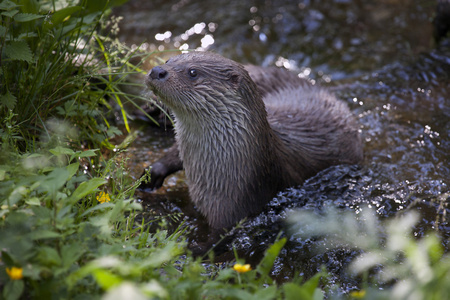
[230,73,240,86]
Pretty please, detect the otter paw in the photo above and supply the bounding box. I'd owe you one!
[139,162,169,190]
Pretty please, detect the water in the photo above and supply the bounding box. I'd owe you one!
[113,0,449,294]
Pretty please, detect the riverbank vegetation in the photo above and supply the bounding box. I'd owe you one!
[1,1,449,299]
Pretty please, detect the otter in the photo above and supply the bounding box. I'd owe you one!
[143,51,363,230]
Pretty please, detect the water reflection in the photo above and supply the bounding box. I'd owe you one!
[115,0,433,76]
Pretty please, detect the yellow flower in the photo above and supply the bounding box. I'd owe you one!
[97,192,111,203]
[350,289,366,298]
[6,267,23,280]
[233,263,252,273]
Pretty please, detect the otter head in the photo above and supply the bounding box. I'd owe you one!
[145,52,265,125]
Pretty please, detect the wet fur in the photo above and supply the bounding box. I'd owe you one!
[145,52,363,230]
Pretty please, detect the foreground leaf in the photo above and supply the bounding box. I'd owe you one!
[4,40,33,62]
[3,280,24,300]
[14,13,44,22]
[0,90,17,110]
[68,178,107,204]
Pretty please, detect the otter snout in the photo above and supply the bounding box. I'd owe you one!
[149,66,168,81]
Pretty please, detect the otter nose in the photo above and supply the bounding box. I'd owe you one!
[149,66,168,80]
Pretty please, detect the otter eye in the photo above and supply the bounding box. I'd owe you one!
[188,68,198,78]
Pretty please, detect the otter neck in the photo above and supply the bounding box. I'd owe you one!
[172,95,277,175]
[171,93,284,229]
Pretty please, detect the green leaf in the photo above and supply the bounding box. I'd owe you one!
[31,206,52,219]
[313,289,324,300]
[284,283,313,300]
[283,272,324,300]
[92,269,123,290]
[3,280,24,300]
[8,186,27,206]
[1,9,18,18]
[66,162,79,178]
[218,289,253,299]
[301,272,323,297]
[252,286,277,299]
[47,6,82,28]
[25,197,40,206]
[4,40,33,62]
[60,243,83,269]
[38,168,71,196]
[71,149,98,161]
[28,230,61,240]
[56,202,73,219]
[140,245,178,269]
[215,268,235,281]
[81,202,115,217]
[49,146,75,156]
[67,256,126,288]
[0,90,17,110]
[36,246,62,266]
[256,237,286,279]
[69,178,107,204]
[14,13,43,22]
[17,32,38,39]
[0,251,15,266]
[0,0,18,10]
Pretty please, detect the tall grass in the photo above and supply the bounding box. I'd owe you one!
[0,0,144,152]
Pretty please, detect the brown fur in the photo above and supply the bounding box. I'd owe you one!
[144,51,363,229]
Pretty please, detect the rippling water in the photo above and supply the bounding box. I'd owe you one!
[113,0,449,294]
